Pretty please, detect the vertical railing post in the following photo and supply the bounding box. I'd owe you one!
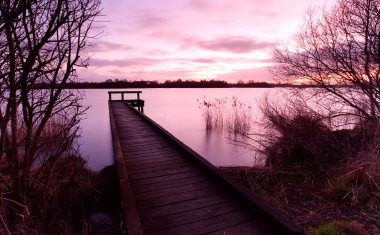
[108,91,144,113]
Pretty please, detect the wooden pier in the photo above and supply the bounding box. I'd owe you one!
[109,91,145,112]
[108,91,302,235]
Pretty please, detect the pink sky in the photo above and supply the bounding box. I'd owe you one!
[80,0,333,83]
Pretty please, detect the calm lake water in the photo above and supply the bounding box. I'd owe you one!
[80,88,276,171]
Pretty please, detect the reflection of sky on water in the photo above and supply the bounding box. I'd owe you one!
[79,90,113,171]
[79,88,274,171]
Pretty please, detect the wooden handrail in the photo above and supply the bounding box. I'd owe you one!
[108,91,142,101]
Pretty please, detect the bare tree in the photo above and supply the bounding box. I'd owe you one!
[274,0,380,125]
[0,0,101,204]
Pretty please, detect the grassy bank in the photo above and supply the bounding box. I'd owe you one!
[221,165,379,234]
[0,156,124,234]
[219,102,380,234]
[198,95,380,233]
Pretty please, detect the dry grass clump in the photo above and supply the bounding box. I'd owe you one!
[0,155,125,235]
[198,97,252,134]
[327,148,380,227]
[198,97,226,130]
[0,155,94,234]
[226,97,252,134]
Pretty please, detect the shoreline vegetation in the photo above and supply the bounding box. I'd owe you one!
[221,165,380,235]
[201,97,380,234]
[34,79,323,89]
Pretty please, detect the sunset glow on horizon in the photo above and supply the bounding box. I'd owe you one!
[81,0,334,83]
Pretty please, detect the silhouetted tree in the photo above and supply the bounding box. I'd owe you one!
[0,0,101,208]
[274,0,380,125]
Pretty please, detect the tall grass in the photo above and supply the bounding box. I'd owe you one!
[227,97,252,134]
[0,118,95,234]
[198,98,226,130]
[198,97,252,134]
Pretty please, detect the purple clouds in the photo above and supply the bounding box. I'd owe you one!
[197,36,274,53]
[81,0,334,82]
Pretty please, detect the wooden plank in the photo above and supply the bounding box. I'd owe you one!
[125,148,180,156]
[128,165,195,181]
[132,175,207,194]
[108,91,142,94]
[125,154,183,163]
[125,157,185,168]
[125,151,178,159]
[142,202,240,232]
[125,153,181,161]
[122,146,178,155]
[127,162,190,174]
[130,170,201,186]
[119,138,167,145]
[147,211,250,235]
[136,186,220,210]
[140,194,229,219]
[126,158,185,169]
[127,159,190,171]
[119,139,169,146]
[207,221,272,235]
[133,181,215,201]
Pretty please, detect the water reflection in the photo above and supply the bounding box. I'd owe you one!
[79,88,273,170]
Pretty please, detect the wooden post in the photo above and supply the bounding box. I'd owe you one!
[108,91,144,113]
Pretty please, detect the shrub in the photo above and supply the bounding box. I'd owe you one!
[261,100,344,173]
[0,155,95,234]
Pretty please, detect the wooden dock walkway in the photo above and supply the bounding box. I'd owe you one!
[109,98,302,235]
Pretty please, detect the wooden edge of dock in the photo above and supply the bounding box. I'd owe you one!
[108,101,143,235]
[120,101,304,235]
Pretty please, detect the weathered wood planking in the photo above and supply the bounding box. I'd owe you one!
[109,100,302,235]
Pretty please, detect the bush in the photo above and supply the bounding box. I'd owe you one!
[0,155,95,234]
[261,101,344,173]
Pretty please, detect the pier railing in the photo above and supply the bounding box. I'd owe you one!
[108,91,144,113]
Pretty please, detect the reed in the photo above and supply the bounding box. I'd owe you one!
[198,97,252,134]
[226,97,252,134]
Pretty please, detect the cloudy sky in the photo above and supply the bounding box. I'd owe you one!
[80,0,333,83]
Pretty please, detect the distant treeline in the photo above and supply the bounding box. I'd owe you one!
[34,79,311,89]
